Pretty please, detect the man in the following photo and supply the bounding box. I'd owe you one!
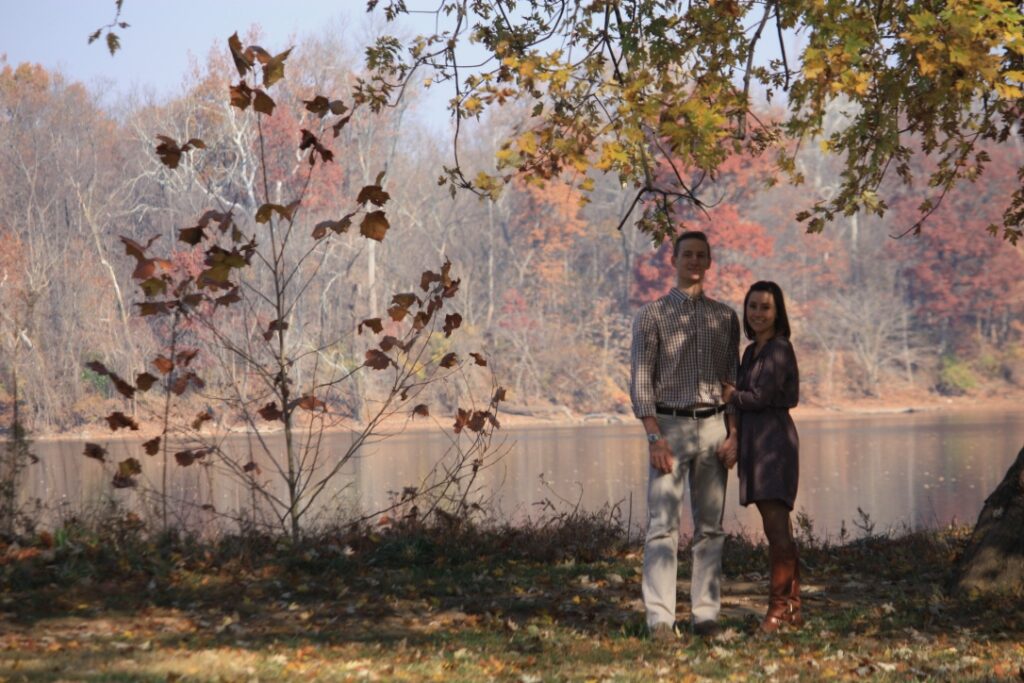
[630,230,740,641]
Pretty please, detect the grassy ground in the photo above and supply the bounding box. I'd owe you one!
[0,512,1022,682]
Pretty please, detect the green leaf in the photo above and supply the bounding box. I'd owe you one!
[262,47,293,88]
[140,277,167,297]
[198,263,232,287]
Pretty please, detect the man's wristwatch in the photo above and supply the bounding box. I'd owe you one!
[646,433,663,444]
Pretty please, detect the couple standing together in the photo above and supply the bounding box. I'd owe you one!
[630,230,801,640]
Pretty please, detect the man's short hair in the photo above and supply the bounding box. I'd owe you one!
[672,230,711,259]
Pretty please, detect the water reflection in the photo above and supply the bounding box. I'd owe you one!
[19,410,1024,537]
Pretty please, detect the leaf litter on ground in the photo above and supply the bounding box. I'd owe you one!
[0,517,1021,681]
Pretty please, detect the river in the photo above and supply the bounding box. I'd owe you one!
[19,409,1024,538]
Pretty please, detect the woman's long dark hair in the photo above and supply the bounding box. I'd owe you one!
[742,281,791,341]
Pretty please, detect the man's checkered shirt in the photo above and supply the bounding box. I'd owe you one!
[630,287,740,418]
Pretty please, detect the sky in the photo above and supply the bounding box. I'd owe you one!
[1,1,792,128]
[0,0,456,122]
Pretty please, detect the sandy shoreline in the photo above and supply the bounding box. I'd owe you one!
[26,393,1024,443]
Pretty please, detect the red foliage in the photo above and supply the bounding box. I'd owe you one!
[631,203,774,307]
[889,148,1024,345]
[498,288,536,331]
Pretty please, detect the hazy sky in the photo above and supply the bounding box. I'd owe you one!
[2,1,789,127]
[1,0,453,115]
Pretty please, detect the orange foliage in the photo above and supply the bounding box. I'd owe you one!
[631,203,774,307]
[507,179,588,287]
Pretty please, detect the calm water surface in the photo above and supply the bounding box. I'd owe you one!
[25,410,1024,536]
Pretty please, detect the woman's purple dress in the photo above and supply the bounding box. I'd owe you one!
[731,336,800,509]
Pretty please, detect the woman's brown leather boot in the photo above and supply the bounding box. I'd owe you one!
[760,545,802,633]
[785,547,804,627]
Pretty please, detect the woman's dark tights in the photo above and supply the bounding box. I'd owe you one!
[756,499,802,628]
[756,500,794,554]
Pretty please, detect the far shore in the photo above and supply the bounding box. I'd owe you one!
[23,392,1024,443]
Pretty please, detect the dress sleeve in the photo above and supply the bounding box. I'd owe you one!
[630,306,659,417]
[730,338,797,412]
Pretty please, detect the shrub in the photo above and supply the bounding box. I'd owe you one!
[936,355,977,396]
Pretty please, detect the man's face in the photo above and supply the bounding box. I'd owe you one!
[672,238,711,286]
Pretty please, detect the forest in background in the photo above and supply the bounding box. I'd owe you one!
[1,27,1023,434]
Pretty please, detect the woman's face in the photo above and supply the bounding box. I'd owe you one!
[746,290,777,339]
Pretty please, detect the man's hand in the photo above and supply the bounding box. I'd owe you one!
[649,438,674,474]
[721,381,735,404]
[716,433,738,470]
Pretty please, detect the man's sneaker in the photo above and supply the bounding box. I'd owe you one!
[693,620,721,638]
[648,622,676,643]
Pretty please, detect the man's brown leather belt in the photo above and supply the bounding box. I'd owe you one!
[655,404,726,419]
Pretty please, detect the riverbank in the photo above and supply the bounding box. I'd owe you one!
[37,390,1024,442]
[1,516,1020,681]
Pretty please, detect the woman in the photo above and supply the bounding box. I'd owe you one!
[721,281,802,633]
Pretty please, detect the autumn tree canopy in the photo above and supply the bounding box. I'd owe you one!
[363,0,1024,243]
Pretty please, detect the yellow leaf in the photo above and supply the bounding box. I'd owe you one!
[995,82,1023,99]
[850,71,871,95]
[550,66,571,88]
[517,131,538,155]
[596,141,627,171]
[861,190,881,210]
[916,52,938,76]
[803,50,825,79]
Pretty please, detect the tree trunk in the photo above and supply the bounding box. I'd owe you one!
[953,446,1024,595]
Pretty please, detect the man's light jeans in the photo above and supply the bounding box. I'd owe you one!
[642,413,728,628]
